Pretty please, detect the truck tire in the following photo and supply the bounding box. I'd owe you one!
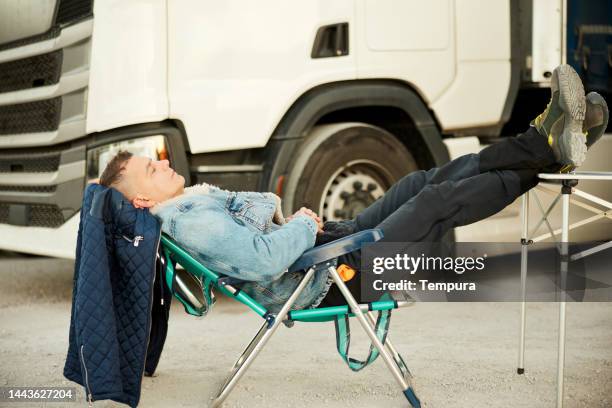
[284,122,419,222]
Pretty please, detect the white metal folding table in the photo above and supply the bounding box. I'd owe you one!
[517,171,612,408]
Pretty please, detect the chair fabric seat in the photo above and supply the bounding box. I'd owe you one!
[288,229,383,272]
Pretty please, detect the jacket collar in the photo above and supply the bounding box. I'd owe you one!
[149,182,285,225]
[150,182,224,215]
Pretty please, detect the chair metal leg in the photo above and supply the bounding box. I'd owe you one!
[366,312,398,355]
[215,321,267,397]
[328,266,421,408]
[518,192,529,374]
[366,311,413,379]
[231,321,268,371]
[210,267,316,408]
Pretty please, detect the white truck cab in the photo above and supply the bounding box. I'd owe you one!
[0,0,609,258]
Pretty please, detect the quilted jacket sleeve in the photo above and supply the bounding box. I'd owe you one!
[63,186,90,384]
[71,188,123,401]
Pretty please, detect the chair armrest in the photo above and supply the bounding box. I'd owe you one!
[288,229,383,272]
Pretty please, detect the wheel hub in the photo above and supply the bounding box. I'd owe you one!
[322,166,385,221]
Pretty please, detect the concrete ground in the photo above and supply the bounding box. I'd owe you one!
[0,255,611,408]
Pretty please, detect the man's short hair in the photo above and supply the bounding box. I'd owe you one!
[99,150,133,188]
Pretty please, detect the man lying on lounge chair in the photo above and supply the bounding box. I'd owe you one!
[98,65,608,312]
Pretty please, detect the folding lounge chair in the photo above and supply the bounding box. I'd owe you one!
[160,228,421,407]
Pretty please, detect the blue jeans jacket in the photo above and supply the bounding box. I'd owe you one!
[151,183,334,312]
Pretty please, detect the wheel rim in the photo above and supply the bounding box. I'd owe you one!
[319,159,394,222]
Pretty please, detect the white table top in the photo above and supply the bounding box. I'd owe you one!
[538,171,612,181]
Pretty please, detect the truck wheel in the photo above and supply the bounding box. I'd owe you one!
[284,123,419,222]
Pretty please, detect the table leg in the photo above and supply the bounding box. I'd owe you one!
[556,187,571,408]
[518,192,530,374]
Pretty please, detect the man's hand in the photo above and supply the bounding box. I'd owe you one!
[286,207,324,234]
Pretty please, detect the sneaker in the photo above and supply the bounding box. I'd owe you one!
[557,92,609,173]
[532,64,586,168]
[584,92,609,149]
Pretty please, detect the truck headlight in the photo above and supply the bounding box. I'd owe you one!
[86,135,168,182]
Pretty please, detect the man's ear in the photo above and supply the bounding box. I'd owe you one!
[132,195,156,209]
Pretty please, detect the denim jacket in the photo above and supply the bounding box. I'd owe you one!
[150,183,334,312]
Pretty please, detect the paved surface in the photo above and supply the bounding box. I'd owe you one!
[0,255,611,407]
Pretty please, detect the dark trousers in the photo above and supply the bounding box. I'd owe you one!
[319,126,559,306]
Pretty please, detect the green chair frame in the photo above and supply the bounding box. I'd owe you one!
[160,233,420,407]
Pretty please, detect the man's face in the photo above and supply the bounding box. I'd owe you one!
[122,156,185,204]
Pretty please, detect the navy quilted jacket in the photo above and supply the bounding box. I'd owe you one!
[63,184,172,407]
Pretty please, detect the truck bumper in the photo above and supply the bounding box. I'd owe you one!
[0,211,79,259]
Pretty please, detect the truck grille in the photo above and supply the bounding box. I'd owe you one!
[0,50,63,93]
[0,10,92,229]
[0,185,57,193]
[30,205,65,227]
[0,203,65,228]
[0,149,62,173]
[56,0,94,25]
[0,0,93,50]
[0,98,62,135]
